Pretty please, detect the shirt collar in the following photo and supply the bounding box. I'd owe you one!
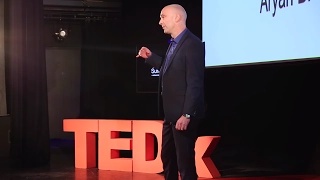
[170,28,187,44]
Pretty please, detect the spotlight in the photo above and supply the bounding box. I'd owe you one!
[54,28,68,42]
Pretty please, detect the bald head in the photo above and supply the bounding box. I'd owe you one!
[159,4,187,38]
[165,4,187,23]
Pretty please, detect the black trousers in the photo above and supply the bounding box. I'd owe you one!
[161,119,199,180]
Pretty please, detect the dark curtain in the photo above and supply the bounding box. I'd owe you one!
[5,0,50,167]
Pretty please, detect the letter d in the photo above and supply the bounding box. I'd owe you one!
[298,0,306,4]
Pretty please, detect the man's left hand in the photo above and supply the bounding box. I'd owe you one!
[175,115,190,131]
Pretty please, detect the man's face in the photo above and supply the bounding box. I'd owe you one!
[159,7,175,35]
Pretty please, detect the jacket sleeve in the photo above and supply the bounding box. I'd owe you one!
[182,41,205,116]
[144,53,163,70]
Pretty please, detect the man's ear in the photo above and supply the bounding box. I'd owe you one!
[175,13,181,22]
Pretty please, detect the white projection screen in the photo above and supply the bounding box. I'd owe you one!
[202,0,320,67]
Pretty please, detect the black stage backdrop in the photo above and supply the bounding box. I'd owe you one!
[1,0,318,176]
[5,0,50,168]
[79,0,320,176]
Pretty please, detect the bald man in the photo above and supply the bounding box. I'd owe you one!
[136,4,205,180]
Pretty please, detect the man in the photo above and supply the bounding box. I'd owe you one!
[136,4,205,180]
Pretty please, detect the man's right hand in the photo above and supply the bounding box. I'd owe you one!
[136,47,152,59]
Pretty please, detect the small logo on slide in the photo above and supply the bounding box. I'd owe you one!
[151,67,160,76]
[260,0,310,17]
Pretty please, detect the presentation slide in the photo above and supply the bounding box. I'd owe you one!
[203,0,320,67]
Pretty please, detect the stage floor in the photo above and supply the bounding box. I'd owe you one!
[0,167,319,180]
[0,140,319,180]
[1,155,319,180]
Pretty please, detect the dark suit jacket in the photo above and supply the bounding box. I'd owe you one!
[146,29,205,123]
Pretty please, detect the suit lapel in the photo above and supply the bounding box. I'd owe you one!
[160,42,172,77]
[163,30,189,75]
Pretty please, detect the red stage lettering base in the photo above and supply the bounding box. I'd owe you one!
[63,119,221,178]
